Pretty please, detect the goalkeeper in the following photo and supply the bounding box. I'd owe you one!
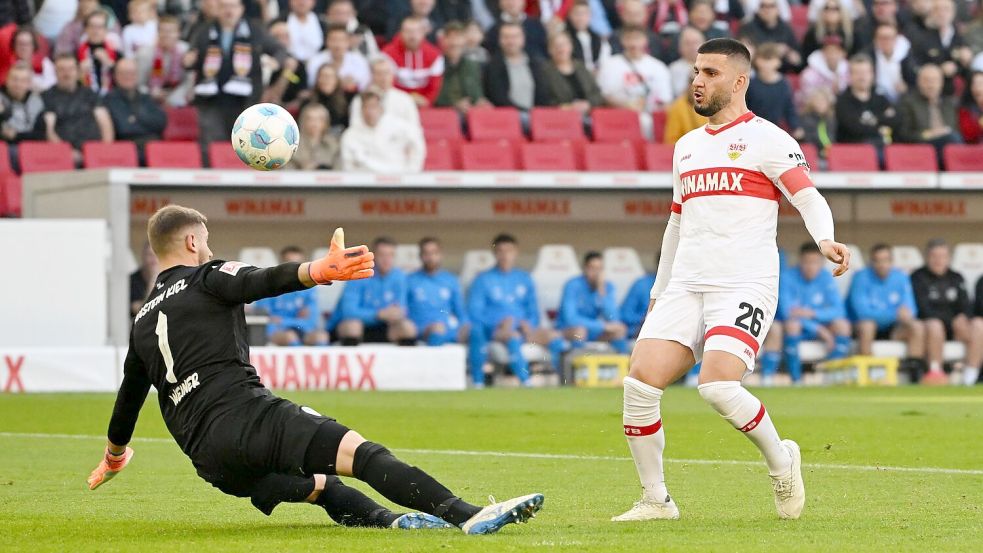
[88,205,543,534]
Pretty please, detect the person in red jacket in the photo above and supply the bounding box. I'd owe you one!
[381,15,444,107]
[958,71,983,144]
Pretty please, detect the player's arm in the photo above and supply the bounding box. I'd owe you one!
[649,154,683,308]
[89,342,149,490]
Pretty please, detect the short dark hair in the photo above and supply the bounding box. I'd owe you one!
[443,20,467,35]
[870,243,891,257]
[418,236,440,249]
[800,242,822,256]
[325,23,349,35]
[619,26,647,40]
[697,37,751,68]
[755,42,781,61]
[54,52,78,65]
[849,52,872,66]
[926,238,948,253]
[583,251,602,265]
[492,233,517,248]
[147,205,208,257]
[84,10,108,28]
[373,236,397,249]
[280,245,304,258]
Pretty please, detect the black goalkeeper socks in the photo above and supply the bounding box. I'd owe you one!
[351,442,482,527]
[314,476,399,528]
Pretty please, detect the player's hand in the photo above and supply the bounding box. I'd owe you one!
[87,446,134,490]
[819,240,850,277]
[308,228,375,284]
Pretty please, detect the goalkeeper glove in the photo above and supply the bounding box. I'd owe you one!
[308,228,375,285]
[87,446,134,490]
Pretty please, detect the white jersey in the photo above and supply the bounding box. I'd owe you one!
[669,111,813,293]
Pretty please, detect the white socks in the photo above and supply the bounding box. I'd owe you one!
[622,377,669,502]
[698,381,792,477]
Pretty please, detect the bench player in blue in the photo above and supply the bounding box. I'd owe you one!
[558,251,630,354]
[254,246,330,346]
[407,237,470,345]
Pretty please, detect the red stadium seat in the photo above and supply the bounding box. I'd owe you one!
[826,143,879,171]
[651,111,667,143]
[419,108,463,142]
[790,5,809,43]
[162,106,199,142]
[884,144,938,171]
[424,140,460,170]
[591,108,644,143]
[0,141,11,173]
[18,141,74,173]
[943,144,983,171]
[643,143,674,171]
[521,142,576,170]
[467,107,525,142]
[460,142,517,170]
[799,142,821,171]
[530,108,585,143]
[207,141,247,169]
[584,142,639,171]
[0,174,21,216]
[145,141,202,168]
[82,141,139,168]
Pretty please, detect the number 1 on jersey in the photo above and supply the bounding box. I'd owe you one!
[156,311,178,383]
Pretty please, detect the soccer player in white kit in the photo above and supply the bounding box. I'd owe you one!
[613,38,851,522]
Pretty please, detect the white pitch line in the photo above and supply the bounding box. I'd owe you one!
[2,431,982,477]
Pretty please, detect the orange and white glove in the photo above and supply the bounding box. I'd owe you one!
[308,228,375,285]
[87,446,134,490]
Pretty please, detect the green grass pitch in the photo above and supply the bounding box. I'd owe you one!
[1,386,982,552]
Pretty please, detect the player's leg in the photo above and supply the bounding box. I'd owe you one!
[856,320,877,356]
[387,319,418,346]
[613,287,702,522]
[468,324,491,386]
[759,324,783,385]
[302,329,330,346]
[828,318,852,359]
[891,320,927,380]
[699,291,803,519]
[270,329,302,346]
[336,319,365,346]
[782,319,804,383]
[526,326,567,373]
[953,315,983,385]
[423,322,450,345]
[563,326,589,351]
[494,320,530,382]
[600,322,630,355]
[924,318,947,378]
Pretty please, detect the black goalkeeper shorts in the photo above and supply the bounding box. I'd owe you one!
[191,392,350,497]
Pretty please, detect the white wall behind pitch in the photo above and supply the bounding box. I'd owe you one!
[0,220,108,346]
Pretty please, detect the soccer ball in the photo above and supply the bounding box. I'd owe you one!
[231,103,299,170]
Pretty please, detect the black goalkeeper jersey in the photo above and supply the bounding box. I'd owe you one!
[108,260,308,457]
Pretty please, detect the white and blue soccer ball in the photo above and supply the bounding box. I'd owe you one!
[231,103,299,170]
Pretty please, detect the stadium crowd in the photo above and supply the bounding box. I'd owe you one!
[129,235,983,387]
[3,0,983,171]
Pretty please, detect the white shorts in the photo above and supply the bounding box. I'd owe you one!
[637,284,778,371]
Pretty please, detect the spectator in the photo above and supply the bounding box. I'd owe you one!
[78,11,121,95]
[647,0,688,40]
[187,0,289,148]
[532,0,575,31]
[801,0,857,58]
[55,0,120,57]
[279,0,326,64]
[325,0,379,59]
[467,233,565,387]
[435,20,488,112]
[305,24,370,91]
[330,236,418,345]
[103,58,167,148]
[386,0,445,41]
[565,0,611,72]
[799,35,848,107]
[687,0,729,43]
[668,27,703,99]
[610,0,669,62]
[350,58,420,127]
[805,0,860,23]
[898,64,961,166]
[911,239,983,385]
[9,27,56,93]
[406,237,471,346]
[464,19,490,64]
[304,63,352,129]
[835,53,898,156]
[849,244,925,375]
[966,1,983,56]
[0,62,43,143]
[483,22,549,110]
[0,0,31,28]
[620,261,656,338]
[484,0,548,58]
[663,74,706,142]
[121,0,159,58]
[382,16,445,107]
[904,0,972,96]
[134,16,190,107]
[747,42,801,138]
[598,26,672,139]
[744,0,791,22]
[778,242,852,383]
[469,0,498,31]
[288,102,340,169]
[798,89,836,158]
[869,23,910,103]
[540,31,603,113]
[252,246,330,346]
[260,22,305,106]
[959,71,983,143]
[340,87,425,171]
[558,251,629,354]
[185,0,220,45]
[738,0,801,72]
[41,54,114,149]
[129,242,159,318]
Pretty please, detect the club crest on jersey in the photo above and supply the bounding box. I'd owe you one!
[727,142,746,160]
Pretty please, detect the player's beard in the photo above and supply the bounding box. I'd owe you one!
[693,89,731,117]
